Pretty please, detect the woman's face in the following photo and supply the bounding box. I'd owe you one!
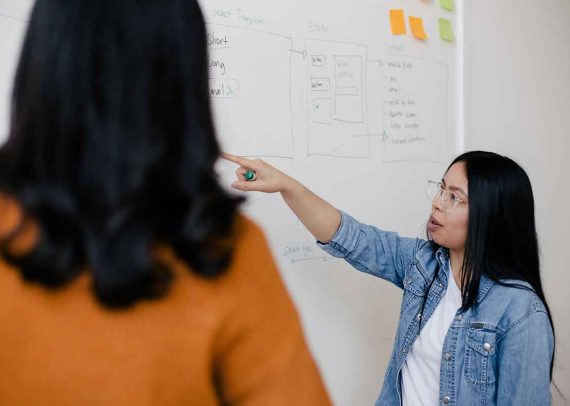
[428,162,469,251]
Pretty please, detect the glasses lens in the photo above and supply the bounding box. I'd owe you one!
[426,181,439,201]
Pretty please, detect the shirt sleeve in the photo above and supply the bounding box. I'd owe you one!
[213,218,331,406]
[317,210,423,289]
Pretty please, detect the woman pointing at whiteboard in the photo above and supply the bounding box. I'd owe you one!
[223,151,556,406]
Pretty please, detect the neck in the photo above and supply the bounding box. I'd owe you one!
[449,248,464,287]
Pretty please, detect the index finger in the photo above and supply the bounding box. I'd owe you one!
[221,152,258,170]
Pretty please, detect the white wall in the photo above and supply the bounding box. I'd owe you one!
[464,1,570,403]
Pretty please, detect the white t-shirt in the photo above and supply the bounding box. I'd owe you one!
[401,261,463,406]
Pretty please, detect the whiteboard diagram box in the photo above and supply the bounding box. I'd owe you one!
[207,24,293,158]
[312,98,332,124]
[306,40,369,158]
[334,56,362,94]
[311,55,327,67]
[311,78,331,92]
[381,56,448,163]
[335,95,363,123]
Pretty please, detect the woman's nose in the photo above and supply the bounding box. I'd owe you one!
[432,195,443,211]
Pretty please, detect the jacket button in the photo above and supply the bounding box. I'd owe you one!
[443,395,451,404]
[483,342,492,351]
[416,313,422,321]
[444,352,451,361]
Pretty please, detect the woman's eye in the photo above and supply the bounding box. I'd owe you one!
[452,194,460,202]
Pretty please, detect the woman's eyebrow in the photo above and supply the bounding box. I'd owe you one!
[441,179,468,197]
[449,185,468,197]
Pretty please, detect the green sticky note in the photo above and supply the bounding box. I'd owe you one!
[439,18,455,42]
[439,0,455,11]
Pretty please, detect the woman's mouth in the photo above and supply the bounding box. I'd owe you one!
[428,215,442,232]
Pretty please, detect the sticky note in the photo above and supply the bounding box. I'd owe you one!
[438,18,455,42]
[390,9,406,35]
[409,17,428,40]
[439,0,455,11]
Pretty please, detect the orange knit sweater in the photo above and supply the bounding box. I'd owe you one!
[0,195,331,405]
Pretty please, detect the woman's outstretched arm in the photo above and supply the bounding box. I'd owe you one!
[222,153,341,243]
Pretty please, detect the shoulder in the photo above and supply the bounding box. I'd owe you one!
[163,214,280,288]
[152,213,296,326]
[483,279,549,333]
[165,214,289,305]
[223,214,287,292]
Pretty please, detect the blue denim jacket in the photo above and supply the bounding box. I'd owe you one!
[318,211,554,406]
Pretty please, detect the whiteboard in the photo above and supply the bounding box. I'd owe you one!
[0,0,460,404]
[205,1,460,404]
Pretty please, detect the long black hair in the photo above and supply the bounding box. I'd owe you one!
[423,151,555,377]
[0,0,243,308]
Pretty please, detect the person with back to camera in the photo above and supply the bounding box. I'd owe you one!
[224,150,556,406]
[0,1,331,405]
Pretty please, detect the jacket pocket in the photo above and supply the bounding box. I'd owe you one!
[464,327,497,385]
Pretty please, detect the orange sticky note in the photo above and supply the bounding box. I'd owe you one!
[409,16,428,40]
[390,9,406,35]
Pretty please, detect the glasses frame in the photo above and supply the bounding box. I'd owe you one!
[426,180,466,212]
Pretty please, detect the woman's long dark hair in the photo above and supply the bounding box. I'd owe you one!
[0,0,243,308]
[423,151,555,378]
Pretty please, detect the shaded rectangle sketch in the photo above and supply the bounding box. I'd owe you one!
[306,40,369,158]
[311,98,332,124]
[207,24,293,158]
[311,55,327,67]
[381,56,448,163]
[311,78,331,92]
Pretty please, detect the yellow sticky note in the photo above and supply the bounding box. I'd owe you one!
[409,17,428,40]
[390,9,406,35]
[439,0,455,11]
[439,18,455,42]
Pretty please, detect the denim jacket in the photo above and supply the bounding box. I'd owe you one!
[318,211,554,406]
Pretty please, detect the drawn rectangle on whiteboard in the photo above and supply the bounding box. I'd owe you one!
[306,39,369,158]
[334,56,364,123]
[311,98,332,124]
[335,95,363,123]
[311,55,327,67]
[208,79,240,98]
[311,78,331,92]
[334,56,362,92]
[207,24,294,158]
[381,55,448,163]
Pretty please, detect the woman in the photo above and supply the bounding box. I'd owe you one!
[224,150,556,405]
[0,1,331,405]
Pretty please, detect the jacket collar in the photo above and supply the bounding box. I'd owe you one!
[435,247,495,304]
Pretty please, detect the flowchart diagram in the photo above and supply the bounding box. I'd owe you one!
[0,4,453,164]
[306,40,370,158]
[206,23,450,163]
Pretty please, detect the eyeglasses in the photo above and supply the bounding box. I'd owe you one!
[426,180,466,211]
